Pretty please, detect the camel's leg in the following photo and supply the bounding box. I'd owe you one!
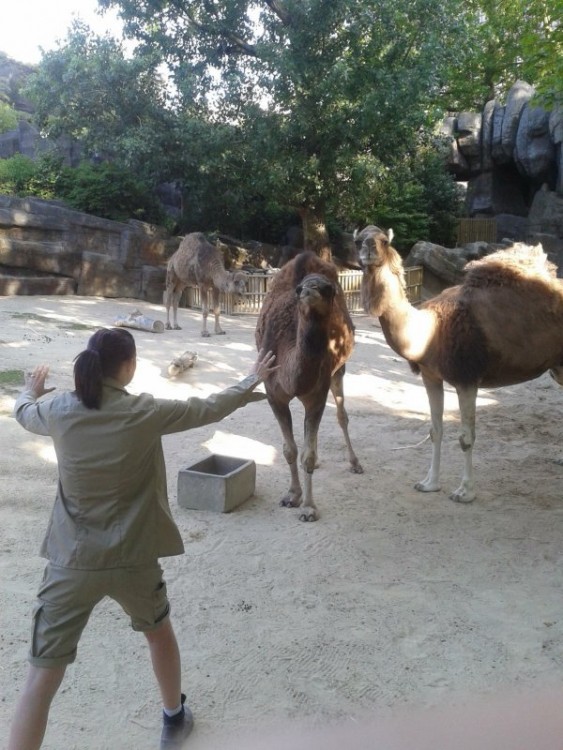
[163,287,175,330]
[415,375,444,493]
[450,384,478,503]
[164,286,183,330]
[269,399,303,509]
[212,288,225,335]
[330,368,363,474]
[200,288,211,337]
[171,289,183,329]
[298,401,329,522]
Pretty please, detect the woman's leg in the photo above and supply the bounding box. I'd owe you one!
[144,617,182,710]
[8,664,66,750]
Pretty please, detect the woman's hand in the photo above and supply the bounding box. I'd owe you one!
[24,365,56,399]
[251,349,278,382]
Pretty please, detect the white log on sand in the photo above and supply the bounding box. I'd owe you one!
[113,308,165,333]
[168,350,198,377]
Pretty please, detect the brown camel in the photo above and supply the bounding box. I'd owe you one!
[256,251,363,521]
[164,232,247,336]
[358,228,563,503]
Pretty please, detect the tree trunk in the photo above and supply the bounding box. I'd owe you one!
[298,207,332,262]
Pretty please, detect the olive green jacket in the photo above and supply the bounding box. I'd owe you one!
[14,375,265,569]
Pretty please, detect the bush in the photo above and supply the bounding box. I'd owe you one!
[351,148,464,252]
[25,152,66,200]
[0,154,37,195]
[0,102,18,135]
[0,153,167,224]
[55,161,165,224]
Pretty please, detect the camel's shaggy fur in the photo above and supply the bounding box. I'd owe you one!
[256,251,363,521]
[464,242,558,285]
[164,232,247,336]
[359,229,563,503]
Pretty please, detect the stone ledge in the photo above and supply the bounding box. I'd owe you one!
[0,267,76,296]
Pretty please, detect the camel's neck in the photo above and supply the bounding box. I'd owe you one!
[284,313,332,395]
[364,264,435,362]
[212,266,232,291]
[379,306,436,363]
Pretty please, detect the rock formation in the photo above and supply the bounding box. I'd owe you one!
[0,195,178,300]
[443,81,562,216]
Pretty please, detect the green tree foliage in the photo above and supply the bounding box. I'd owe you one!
[56,161,165,222]
[100,0,465,251]
[174,117,296,239]
[4,1,557,249]
[0,152,164,223]
[520,0,563,109]
[23,22,179,189]
[0,101,18,134]
[444,0,562,111]
[0,154,37,195]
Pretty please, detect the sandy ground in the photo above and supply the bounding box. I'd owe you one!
[1,293,563,749]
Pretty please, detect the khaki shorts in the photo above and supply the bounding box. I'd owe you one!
[29,562,170,668]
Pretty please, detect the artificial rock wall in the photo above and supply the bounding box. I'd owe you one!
[0,195,179,301]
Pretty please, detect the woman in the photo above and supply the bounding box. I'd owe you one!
[8,327,276,750]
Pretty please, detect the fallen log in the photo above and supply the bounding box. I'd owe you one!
[113,308,165,333]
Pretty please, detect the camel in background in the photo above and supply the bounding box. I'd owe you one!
[164,232,247,336]
[256,251,363,521]
[358,227,563,503]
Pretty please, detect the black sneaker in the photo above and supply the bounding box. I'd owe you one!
[160,694,194,749]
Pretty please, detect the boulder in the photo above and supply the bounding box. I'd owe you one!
[481,99,495,171]
[549,105,563,193]
[500,80,535,161]
[494,214,529,242]
[141,265,167,304]
[404,241,471,286]
[445,80,562,222]
[0,195,173,301]
[77,252,142,298]
[528,188,563,237]
[514,104,555,183]
[0,266,76,296]
[491,104,507,163]
[441,116,470,177]
[456,112,482,173]
[404,239,509,289]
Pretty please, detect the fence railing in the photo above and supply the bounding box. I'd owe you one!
[456,218,497,245]
[181,266,423,315]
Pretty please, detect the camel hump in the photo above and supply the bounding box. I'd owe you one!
[291,251,338,285]
[464,243,556,288]
[178,232,215,257]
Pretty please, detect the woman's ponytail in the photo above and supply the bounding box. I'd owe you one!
[74,328,136,409]
[74,349,104,409]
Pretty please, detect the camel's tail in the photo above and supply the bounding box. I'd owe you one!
[165,259,180,290]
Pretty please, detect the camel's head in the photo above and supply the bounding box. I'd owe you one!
[358,228,395,268]
[359,228,406,317]
[354,224,385,247]
[296,273,336,314]
[228,271,248,296]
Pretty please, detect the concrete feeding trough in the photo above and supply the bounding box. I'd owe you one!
[177,454,256,513]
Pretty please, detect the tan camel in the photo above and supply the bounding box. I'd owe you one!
[256,250,363,521]
[358,228,563,503]
[164,232,247,336]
